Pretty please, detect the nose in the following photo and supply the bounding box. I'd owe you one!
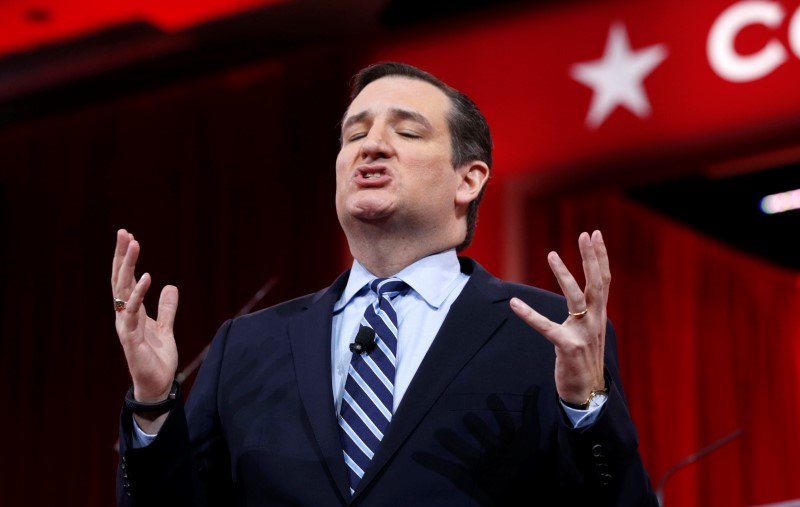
[359,127,395,161]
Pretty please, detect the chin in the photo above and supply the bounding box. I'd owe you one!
[346,197,395,222]
[351,209,392,222]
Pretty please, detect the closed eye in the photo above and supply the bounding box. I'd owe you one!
[346,132,367,142]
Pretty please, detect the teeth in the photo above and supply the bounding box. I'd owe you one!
[364,172,381,179]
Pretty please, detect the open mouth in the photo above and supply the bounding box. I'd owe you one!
[357,166,388,183]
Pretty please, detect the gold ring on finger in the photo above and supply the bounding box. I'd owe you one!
[568,308,588,319]
[113,297,127,312]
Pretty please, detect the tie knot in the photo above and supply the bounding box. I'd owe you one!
[369,277,408,298]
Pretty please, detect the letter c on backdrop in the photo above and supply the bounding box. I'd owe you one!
[707,0,788,82]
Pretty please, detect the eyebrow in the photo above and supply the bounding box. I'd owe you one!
[341,107,434,133]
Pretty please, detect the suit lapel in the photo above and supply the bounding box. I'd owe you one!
[288,271,351,502]
[352,259,511,500]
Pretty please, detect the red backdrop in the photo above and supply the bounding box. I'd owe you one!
[367,0,800,180]
[2,1,800,506]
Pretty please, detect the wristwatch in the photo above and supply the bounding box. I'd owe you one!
[562,386,609,411]
[125,381,180,413]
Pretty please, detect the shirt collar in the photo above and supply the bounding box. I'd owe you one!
[334,249,462,312]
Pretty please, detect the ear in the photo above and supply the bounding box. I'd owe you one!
[455,161,490,206]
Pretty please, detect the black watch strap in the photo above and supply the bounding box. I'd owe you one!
[125,381,180,413]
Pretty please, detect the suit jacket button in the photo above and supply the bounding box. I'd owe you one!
[591,444,605,458]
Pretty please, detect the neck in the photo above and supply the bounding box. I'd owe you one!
[344,221,462,278]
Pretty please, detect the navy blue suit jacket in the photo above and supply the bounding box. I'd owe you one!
[117,258,657,506]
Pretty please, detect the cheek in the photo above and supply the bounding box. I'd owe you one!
[414,156,457,187]
[334,152,349,184]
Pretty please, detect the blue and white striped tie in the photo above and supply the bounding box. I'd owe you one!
[338,277,408,494]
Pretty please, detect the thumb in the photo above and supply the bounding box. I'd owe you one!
[510,297,564,347]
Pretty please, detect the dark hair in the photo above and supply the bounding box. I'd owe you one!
[349,62,492,251]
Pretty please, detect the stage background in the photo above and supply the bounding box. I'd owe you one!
[1,1,798,505]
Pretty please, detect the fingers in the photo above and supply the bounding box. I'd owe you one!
[115,273,151,351]
[579,232,603,312]
[556,230,610,315]
[547,249,585,315]
[125,272,150,313]
[541,231,611,316]
[111,229,132,290]
[157,285,179,330]
[513,232,610,402]
[591,230,612,306]
[114,236,141,302]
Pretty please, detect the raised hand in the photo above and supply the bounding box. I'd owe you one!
[111,229,179,409]
[509,230,610,406]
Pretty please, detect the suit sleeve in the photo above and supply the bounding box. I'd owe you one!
[116,320,235,507]
[554,322,659,506]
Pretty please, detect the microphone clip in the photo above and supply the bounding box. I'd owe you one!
[349,325,376,354]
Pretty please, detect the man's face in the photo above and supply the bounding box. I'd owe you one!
[335,76,465,239]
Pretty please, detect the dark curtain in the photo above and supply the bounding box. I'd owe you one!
[0,52,351,506]
[522,191,800,507]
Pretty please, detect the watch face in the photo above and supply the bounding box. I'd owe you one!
[589,392,609,410]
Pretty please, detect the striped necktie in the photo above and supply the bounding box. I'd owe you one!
[338,277,408,494]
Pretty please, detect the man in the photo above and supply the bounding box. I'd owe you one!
[112,62,657,506]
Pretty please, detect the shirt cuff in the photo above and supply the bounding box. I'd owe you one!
[131,416,158,448]
[560,396,607,428]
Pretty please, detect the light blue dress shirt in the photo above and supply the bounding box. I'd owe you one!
[330,249,470,415]
[133,249,603,446]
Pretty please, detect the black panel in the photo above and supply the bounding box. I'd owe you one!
[628,164,800,270]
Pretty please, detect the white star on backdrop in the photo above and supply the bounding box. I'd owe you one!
[570,22,668,129]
